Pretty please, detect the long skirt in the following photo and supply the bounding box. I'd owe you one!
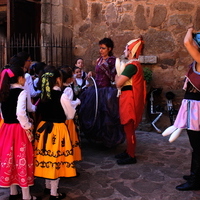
[65,119,82,161]
[78,86,125,148]
[34,121,77,179]
[0,123,34,188]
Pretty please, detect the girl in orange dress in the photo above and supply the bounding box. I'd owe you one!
[34,66,77,200]
[60,66,82,161]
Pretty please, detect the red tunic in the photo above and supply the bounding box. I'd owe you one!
[119,61,146,129]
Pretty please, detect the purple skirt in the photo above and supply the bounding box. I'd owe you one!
[174,99,200,131]
[78,86,125,147]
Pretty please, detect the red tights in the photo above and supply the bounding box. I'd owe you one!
[124,120,136,158]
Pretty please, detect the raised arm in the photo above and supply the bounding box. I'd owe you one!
[184,28,200,64]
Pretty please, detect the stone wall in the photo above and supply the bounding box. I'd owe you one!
[41,0,200,128]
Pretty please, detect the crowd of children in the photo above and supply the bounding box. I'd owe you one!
[0,54,87,200]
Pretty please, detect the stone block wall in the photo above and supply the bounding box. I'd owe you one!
[41,0,200,128]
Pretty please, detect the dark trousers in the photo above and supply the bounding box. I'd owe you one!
[187,130,200,182]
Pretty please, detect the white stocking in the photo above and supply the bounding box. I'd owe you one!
[50,178,60,196]
[10,185,18,195]
[21,187,31,200]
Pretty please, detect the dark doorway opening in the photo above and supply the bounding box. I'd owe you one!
[9,0,41,61]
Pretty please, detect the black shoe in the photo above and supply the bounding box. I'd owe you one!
[9,193,22,200]
[115,151,129,159]
[183,175,191,181]
[49,193,66,200]
[176,181,200,191]
[117,156,137,165]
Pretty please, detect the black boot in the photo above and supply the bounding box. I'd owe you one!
[182,152,196,181]
[117,155,137,165]
[176,174,200,191]
[177,151,200,191]
[183,175,192,181]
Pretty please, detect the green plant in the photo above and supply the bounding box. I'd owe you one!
[143,67,152,84]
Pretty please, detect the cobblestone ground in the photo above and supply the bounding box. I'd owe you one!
[1,130,200,200]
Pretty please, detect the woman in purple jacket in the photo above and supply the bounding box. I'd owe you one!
[79,38,125,148]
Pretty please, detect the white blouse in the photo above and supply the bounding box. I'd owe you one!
[11,83,32,130]
[24,73,36,112]
[25,73,41,98]
[75,77,89,88]
[60,86,81,120]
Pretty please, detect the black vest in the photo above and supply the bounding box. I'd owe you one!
[1,88,23,123]
[38,90,66,123]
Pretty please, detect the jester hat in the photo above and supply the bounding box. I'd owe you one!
[127,37,144,59]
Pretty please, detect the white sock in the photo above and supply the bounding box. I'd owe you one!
[45,179,51,189]
[50,178,60,196]
[22,187,31,200]
[10,185,18,195]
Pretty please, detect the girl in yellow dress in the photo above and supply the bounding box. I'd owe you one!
[34,66,77,200]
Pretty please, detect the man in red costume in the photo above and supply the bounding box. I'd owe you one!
[115,37,146,165]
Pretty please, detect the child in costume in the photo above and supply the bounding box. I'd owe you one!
[31,62,46,92]
[162,28,200,191]
[72,66,89,97]
[0,66,35,200]
[9,55,36,113]
[34,66,77,200]
[16,52,41,99]
[74,58,87,80]
[60,66,82,162]
[115,37,146,165]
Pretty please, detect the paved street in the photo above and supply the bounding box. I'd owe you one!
[1,130,200,200]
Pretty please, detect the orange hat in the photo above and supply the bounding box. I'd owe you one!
[127,38,144,59]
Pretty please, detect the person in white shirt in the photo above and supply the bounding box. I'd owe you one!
[17,52,41,99]
[10,54,36,112]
